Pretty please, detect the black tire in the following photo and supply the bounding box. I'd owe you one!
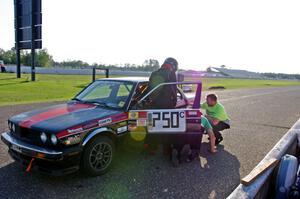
[82,136,115,176]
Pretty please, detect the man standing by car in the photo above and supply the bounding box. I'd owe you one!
[147,57,178,109]
[201,93,230,145]
[143,57,178,156]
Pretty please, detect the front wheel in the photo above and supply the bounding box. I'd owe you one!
[82,136,115,176]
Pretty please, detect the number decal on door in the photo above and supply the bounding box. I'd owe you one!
[148,110,186,133]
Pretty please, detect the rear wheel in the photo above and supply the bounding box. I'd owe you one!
[82,136,115,176]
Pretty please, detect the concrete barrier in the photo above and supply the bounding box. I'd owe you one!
[227,118,300,199]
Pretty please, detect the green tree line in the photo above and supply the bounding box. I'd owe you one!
[0,48,54,67]
[0,47,160,72]
[262,72,300,80]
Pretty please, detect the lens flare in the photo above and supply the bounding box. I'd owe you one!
[129,127,146,141]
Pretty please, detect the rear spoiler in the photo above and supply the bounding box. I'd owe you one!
[138,81,202,109]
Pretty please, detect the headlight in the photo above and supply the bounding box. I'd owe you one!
[11,123,15,133]
[8,121,12,131]
[50,134,57,145]
[40,132,47,143]
[8,121,15,132]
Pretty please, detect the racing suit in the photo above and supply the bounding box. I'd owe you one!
[148,68,177,109]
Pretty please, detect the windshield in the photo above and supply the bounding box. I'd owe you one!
[74,80,134,109]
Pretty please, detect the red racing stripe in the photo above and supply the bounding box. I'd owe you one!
[19,103,95,128]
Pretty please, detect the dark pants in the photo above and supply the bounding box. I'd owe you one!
[212,121,230,139]
[1,66,6,73]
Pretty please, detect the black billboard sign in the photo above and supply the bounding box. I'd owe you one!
[14,0,42,81]
[15,0,42,49]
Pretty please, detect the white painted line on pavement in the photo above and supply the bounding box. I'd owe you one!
[219,87,300,102]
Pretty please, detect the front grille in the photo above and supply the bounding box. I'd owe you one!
[11,125,22,139]
[10,125,62,149]
[20,127,41,142]
[11,126,40,144]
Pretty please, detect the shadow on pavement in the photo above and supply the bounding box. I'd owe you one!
[0,141,240,199]
[196,142,241,198]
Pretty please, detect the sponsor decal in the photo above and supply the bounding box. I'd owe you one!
[57,114,128,139]
[57,125,85,139]
[117,126,128,134]
[188,111,198,116]
[128,112,138,119]
[67,127,83,133]
[186,110,202,118]
[137,118,147,126]
[138,112,147,119]
[98,117,112,126]
[118,101,125,107]
[64,135,81,145]
[147,112,153,128]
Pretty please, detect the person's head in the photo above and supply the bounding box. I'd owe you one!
[162,57,178,72]
[206,93,218,106]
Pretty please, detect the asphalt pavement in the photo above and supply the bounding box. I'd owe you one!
[1,86,300,199]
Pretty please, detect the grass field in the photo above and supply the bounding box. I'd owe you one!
[0,73,300,106]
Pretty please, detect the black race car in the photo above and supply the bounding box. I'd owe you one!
[1,77,204,176]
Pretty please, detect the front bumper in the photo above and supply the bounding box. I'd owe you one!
[1,132,63,160]
[1,132,82,175]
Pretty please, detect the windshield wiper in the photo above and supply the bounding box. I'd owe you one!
[86,100,115,108]
[89,101,108,106]
[71,98,100,105]
[71,98,83,102]
[71,98,118,109]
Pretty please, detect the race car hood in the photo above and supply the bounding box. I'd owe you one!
[9,102,124,134]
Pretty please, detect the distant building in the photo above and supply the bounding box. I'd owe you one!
[209,67,263,79]
[179,66,264,80]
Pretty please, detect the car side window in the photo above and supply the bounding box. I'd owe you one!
[177,89,184,100]
[129,83,149,109]
[176,88,188,108]
[117,84,132,97]
[114,84,133,107]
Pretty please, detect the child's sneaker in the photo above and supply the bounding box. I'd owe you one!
[215,136,223,145]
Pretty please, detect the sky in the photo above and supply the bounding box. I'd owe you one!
[1,0,300,74]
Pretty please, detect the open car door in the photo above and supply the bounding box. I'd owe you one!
[128,82,204,147]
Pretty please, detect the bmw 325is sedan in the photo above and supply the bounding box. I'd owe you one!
[1,77,204,176]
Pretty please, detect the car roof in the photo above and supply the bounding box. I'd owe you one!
[97,76,149,83]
